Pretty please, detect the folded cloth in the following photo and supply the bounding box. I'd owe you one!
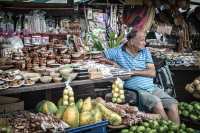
[123,6,148,30]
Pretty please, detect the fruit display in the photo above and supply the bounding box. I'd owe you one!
[185,77,200,99]
[179,101,200,121]
[96,98,160,126]
[35,100,58,114]
[112,77,125,103]
[0,111,68,133]
[121,120,197,133]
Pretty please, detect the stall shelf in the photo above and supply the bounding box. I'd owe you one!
[0,75,131,96]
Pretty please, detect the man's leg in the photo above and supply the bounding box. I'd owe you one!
[152,89,180,125]
[139,90,168,119]
[166,103,180,125]
[152,101,168,120]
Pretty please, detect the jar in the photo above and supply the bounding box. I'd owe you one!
[40,57,47,66]
[41,35,49,45]
[32,35,41,45]
[24,35,31,46]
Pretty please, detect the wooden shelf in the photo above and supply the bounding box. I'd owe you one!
[147,44,176,49]
[0,1,73,10]
[0,75,130,96]
[29,33,69,36]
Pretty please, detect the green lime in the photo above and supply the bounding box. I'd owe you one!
[162,125,168,131]
[182,110,189,117]
[158,127,165,132]
[143,122,149,127]
[190,114,198,121]
[180,123,186,129]
[194,104,200,110]
[151,129,157,133]
[121,129,129,133]
[170,124,179,131]
[179,110,182,114]
[130,126,137,131]
[146,127,151,132]
[137,126,145,132]
[153,121,159,126]
[188,105,193,111]
[187,128,195,133]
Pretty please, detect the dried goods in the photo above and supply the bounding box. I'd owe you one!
[2,111,68,133]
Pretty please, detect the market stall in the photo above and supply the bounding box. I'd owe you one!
[0,0,199,133]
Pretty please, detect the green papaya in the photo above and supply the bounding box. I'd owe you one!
[57,98,63,107]
[82,97,92,112]
[56,106,66,119]
[79,111,94,126]
[92,107,102,123]
[76,99,83,111]
[97,102,122,126]
[36,100,58,114]
[63,104,79,128]
[35,100,46,112]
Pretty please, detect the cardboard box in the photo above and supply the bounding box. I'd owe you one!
[0,96,24,114]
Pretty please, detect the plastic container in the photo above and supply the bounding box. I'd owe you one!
[66,120,108,133]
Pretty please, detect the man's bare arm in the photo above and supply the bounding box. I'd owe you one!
[131,64,156,77]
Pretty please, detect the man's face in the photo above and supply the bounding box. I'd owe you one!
[129,31,146,50]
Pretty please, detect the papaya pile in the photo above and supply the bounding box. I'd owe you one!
[121,120,197,133]
[35,84,123,128]
[112,77,125,103]
[179,101,200,121]
[185,77,200,99]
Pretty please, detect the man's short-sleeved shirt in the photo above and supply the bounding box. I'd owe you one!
[104,44,155,92]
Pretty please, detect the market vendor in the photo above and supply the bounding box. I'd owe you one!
[103,30,180,124]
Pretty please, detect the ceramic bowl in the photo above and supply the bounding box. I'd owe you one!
[50,72,60,77]
[53,77,63,83]
[40,76,52,83]
[30,76,40,82]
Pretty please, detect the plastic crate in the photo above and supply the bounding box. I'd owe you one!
[65,120,108,133]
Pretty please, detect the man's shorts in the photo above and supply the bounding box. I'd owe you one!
[139,88,178,111]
